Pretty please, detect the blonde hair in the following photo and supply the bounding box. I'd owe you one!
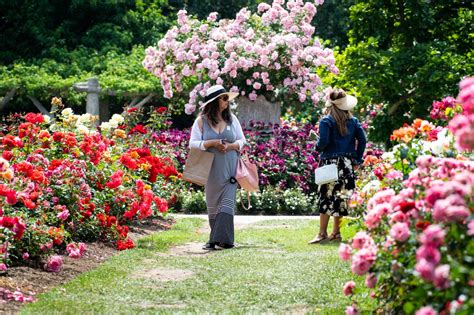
[325,89,353,136]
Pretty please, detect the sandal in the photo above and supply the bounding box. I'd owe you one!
[308,234,328,244]
[328,233,342,242]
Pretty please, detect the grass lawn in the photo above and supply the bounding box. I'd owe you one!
[21,217,372,314]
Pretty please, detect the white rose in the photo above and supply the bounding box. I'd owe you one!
[61,108,73,117]
[111,114,124,124]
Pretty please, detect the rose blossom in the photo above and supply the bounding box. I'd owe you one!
[351,231,373,250]
[0,263,7,271]
[351,248,376,276]
[415,306,438,315]
[389,222,410,242]
[419,224,445,247]
[343,281,356,296]
[345,305,360,315]
[44,255,63,272]
[468,220,474,236]
[433,264,450,289]
[365,273,377,288]
[338,243,352,261]
[415,259,435,282]
[416,245,441,264]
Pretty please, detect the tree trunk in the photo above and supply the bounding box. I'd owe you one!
[27,96,52,116]
[0,88,17,111]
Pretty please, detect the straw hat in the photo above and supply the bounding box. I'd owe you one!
[325,94,358,111]
[200,85,239,109]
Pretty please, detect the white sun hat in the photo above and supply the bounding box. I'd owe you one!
[325,94,358,111]
[200,85,239,109]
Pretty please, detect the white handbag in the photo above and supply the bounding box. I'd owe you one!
[314,163,339,186]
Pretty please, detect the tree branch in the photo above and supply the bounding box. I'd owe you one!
[27,96,52,117]
[135,93,155,109]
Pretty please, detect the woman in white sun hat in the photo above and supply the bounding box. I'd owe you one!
[308,88,367,244]
[189,85,246,250]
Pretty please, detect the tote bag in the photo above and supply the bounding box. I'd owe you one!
[314,163,338,186]
[182,148,214,186]
[235,157,259,192]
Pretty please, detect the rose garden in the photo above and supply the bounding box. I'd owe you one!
[0,1,472,314]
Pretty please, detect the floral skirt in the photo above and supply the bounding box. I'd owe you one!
[316,157,356,217]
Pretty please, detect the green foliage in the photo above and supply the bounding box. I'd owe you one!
[0,1,175,112]
[280,188,313,215]
[332,0,473,144]
[182,190,207,214]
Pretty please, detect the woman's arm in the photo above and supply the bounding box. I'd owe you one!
[227,114,246,151]
[189,116,222,150]
[354,119,367,165]
[316,118,331,151]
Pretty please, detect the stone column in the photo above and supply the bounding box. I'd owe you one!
[85,78,100,117]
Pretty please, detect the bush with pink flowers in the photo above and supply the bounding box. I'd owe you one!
[143,0,337,114]
[340,79,474,314]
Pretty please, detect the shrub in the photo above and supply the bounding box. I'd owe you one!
[182,190,207,214]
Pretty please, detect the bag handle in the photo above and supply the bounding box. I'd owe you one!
[239,189,252,210]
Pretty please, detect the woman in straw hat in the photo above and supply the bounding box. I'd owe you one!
[189,85,246,250]
[308,88,367,244]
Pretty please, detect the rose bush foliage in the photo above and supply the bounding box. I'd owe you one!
[341,78,474,314]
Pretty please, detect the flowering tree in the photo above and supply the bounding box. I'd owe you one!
[143,0,338,114]
[340,78,474,314]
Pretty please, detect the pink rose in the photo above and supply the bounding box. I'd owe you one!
[390,211,407,223]
[365,273,377,288]
[433,264,450,289]
[345,305,360,315]
[416,245,441,264]
[468,220,474,236]
[338,243,352,261]
[44,255,63,272]
[22,252,29,260]
[351,248,376,276]
[343,281,356,296]
[0,263,7,271]
[389,222,410,242]
[415,306,438,315]
[446,205,470,222]
[415,259,435,282]
[419,224,445,247]
[351,231,373,250]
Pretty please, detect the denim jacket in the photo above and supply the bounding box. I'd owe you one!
[316,115,367,165]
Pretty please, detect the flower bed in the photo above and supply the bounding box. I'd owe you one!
[340,78,474,314]
[0,100,179,273]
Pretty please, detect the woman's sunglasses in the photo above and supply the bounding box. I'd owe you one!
[219,95,229,101]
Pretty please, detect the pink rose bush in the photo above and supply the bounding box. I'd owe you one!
[341,80,474,314]
[143,0,338,114]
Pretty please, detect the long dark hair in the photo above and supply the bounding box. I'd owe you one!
[202,96,232,126]
[325,89,353,136]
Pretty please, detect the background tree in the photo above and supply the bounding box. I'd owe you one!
[331,0,473,143]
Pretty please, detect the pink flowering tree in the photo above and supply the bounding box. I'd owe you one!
[143,0,338,114]
[340,78,474,314]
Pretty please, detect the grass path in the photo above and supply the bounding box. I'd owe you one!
[21,217,369,314]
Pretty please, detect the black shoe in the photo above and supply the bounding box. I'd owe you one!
[215,242,234,249]
[202,242,216,250]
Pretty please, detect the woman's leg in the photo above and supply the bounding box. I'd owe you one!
[308,213,330,244]
[332,216,341,235]
[329,216,342,241]
[319,213,330,236]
